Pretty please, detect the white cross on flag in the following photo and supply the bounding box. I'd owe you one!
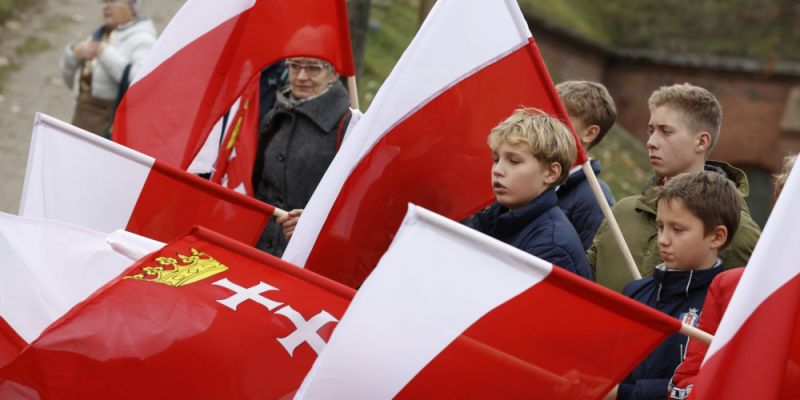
[297,205,680,398]
[0,227,354,399]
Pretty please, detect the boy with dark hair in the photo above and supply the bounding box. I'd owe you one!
[555,80,617,249]
[469,108,592,279]
[604,171,742,400]
[588,83,761,292]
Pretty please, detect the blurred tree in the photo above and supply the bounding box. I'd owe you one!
[349,0,372,78]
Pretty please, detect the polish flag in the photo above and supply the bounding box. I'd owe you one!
[0,212,164,368]
[0,227,354,399]
[691,156,800,398]
[210,74,261,196]
[296,205,678,398]
[113,0,355,169]
[283,0,587,288]
[19,114,274,244]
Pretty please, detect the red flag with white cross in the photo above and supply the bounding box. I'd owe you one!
[0,227,354,399]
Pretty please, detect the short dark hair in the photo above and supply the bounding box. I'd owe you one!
[556,80,617,149]
[656,171,741,249]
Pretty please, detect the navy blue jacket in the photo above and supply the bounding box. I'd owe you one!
[469,188,593,280]
[618,262,725,400]
[556,159,616,250]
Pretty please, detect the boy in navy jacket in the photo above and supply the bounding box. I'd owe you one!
[555,80,617,249]
[468,108,592,279]
[603,171,743,400]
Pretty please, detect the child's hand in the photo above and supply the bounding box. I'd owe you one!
[276,209,303,240]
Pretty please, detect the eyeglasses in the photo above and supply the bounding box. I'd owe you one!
[286,61,327,77]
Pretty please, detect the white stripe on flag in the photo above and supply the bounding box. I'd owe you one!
[19,114,153,234]
[0,213,162,343]
[132,0,256,84]
[295,204,552,399]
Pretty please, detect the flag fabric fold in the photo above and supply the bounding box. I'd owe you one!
[113,0,355,169]
[283,0,586,288]
[0,227,354,399]
[19,114,274,244]
[0,212,164,368]
[296,204,678,399]
[691,156,800,399]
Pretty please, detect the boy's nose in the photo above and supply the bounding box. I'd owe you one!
[646,134,659,149]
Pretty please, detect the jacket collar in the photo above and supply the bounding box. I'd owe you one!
[652,261,724,303]
[489,188,558,240]
[558,159,601,192]
[272,81,349,132]
[635,160,751,216]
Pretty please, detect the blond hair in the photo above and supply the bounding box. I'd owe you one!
[487,108,576,185]
[648,83,722,155]
[556,80,617,149]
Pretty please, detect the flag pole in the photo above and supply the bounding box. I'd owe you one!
[680,323,713,345]
[347,75,360,110]
[582,162,641,280]
[273,207,288,219]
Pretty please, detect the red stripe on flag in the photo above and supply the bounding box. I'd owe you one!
[305,42,581,288]
[692,273,800,399]
[126,160,274,244]
[0,317,26,368]
[396,267,680,398]
[114,0,354,169]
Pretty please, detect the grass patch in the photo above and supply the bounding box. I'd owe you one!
[42,13,74,32]
[589,125,651,199]
[0,60,19,92]
[15,36,51,57]
[0,0,25,23]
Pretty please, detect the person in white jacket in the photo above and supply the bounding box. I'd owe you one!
[60,0,156,136]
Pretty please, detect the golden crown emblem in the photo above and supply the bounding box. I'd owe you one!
[125,248,228,287]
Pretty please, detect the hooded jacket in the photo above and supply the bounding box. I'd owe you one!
[469,188,593,280]
[60,18,157,101]
[617,262,725,400]
[587,161,761,292]
[556,159,616,250]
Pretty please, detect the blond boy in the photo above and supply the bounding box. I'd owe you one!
[468,108,591,279]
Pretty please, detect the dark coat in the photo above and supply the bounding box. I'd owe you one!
[468,188,593,280]
[556,159,616,250]
[253,81,351,257]
[617,262,725,400]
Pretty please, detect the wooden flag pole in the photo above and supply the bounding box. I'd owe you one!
[273,207,288,220]
[581,161,641,280]
[348,75,360,110]
[680,323,714,345]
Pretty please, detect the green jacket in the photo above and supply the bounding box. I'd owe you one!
[587,161,762,292]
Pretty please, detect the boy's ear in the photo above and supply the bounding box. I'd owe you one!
[544,162,562,186]
[709,224,728,250]
[696,131,712,154]
[581,125,601,148]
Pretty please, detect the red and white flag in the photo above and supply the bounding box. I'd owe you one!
[0,227,354,399]
[691,156,800,399]
[297,204,677,399]
[0,212,163,368]
[113,0,355,169]
[19,114,274,244]
[209,74,261,196]
[283,0,587,288]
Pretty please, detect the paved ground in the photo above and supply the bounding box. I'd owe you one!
[0,0,185,213]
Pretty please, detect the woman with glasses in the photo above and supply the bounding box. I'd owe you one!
[253,57,352,257]
[60,0,156,137]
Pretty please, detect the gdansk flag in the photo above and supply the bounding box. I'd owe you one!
[0,227,354,399]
